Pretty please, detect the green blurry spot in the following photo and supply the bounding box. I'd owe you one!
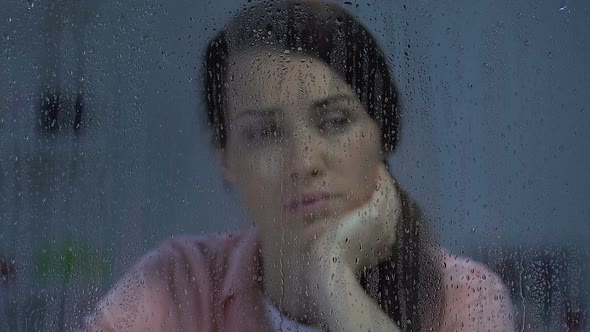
[34,239,110,283]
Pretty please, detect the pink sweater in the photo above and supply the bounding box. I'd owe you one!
[82,229,515,331]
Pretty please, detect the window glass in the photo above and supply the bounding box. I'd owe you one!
[1,0,589,330]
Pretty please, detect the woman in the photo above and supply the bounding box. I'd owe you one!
[83,1,514,331]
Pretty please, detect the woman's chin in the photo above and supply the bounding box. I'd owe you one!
[301,207,333,223]
[297,212,340,242]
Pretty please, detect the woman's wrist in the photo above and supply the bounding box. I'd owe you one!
[309,256,400,332]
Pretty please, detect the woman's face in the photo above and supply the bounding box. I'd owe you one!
[221,51,385,243]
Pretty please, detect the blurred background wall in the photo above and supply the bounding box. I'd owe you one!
[1,0,589,330]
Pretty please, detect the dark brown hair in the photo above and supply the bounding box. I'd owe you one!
[202,1,442,330]
[203,0,400,153]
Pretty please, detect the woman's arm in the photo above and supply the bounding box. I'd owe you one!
[81,260,171,332]
[309,248,402,332]
[81,236,217,332]
[307,163,402,331]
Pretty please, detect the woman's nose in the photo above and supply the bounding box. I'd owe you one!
[287,129,327,183]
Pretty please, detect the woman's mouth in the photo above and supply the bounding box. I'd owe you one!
[286,192,334,216]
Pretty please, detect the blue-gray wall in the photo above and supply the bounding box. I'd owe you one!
[1,0,589,330]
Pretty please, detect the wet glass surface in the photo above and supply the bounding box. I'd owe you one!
[1,0,589,330]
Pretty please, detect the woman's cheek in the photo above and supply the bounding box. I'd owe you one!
[250,152,283,188]
[244,152,284,207]
[343,136,381,207]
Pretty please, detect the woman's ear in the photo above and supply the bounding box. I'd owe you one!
[217,150,237,185]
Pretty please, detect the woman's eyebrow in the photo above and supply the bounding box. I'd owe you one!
[233,108,279,121]
[312,93,356,109]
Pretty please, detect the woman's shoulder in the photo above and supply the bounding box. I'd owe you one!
[434,247,516,331]
[436,248,502,286]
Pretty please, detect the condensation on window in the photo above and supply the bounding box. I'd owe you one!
[1,0,589,331]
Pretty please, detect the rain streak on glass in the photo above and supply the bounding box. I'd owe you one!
[0,0,589,331]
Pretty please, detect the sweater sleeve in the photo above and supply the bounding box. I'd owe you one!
[81,251,175,331]
[80,236,219,332]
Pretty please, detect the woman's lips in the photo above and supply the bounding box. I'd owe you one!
[286,192,334,216]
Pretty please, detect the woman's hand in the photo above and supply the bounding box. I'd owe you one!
[312,162,400,274]
[305,163,402,331]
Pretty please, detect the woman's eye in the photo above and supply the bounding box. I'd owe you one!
[244,126,282,144]
[319,116,351,132]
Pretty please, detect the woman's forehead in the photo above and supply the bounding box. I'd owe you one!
[226,51,354,119]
